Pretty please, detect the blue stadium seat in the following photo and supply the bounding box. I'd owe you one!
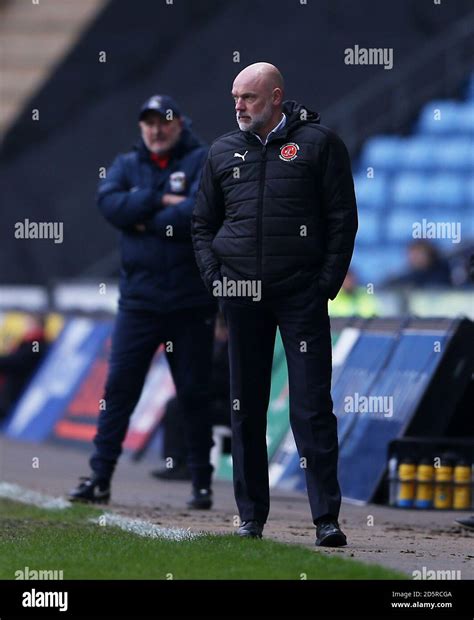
[417,100,474,135]
[351,246,406,285]
[436,137,474,171]
[457,102,474,133]
[467,176,474,206]
[429,173,465,208]
[356,209,381,243]
[391,173,429,208]
[391,172,465,209]
[386,209,419,243]
[459,211,474,240]
[400,137,438,170]
[400,137,473,171]
[360,136,402,171]
[359,136,473,175]
[353,173,388,209]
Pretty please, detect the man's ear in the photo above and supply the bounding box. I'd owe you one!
[273,88,283,105]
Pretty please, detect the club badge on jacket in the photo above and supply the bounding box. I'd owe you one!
[170,171,186,193]
[279,143,300,162]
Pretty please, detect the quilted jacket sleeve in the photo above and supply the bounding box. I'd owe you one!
[97,154,161,230]
[191,149,225,293]
[316,132,358,300]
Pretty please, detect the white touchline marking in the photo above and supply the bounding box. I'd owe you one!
[90,513,202,541]
[0,481,71,509]
[0,481,202,541]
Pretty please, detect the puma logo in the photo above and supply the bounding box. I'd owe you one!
[234,151,248,162]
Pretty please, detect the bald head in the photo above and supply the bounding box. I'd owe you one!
[232,62,285,137]
[234,62,284,94]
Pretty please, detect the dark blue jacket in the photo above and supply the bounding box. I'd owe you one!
[98,124,216,313]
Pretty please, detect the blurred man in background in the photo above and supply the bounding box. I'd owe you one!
[389,239,453,288]
[69,95,217,509]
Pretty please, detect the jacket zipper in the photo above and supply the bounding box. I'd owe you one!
[257,145,267,282]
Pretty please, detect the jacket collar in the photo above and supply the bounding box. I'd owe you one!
[242,100,320,146]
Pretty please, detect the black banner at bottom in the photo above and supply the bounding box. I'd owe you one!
[0,579,472,618]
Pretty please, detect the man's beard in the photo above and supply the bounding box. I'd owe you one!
[237,101,273,132]
[147,132,181,154]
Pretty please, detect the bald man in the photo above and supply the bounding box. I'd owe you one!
[192,63,358,546]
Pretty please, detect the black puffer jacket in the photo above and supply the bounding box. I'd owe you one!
[192,101,358,301]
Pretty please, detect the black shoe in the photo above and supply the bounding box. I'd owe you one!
[315,517,347,547]
[150,463,191,481]
[186,488,213,510]
[455,515,474,530]
[235,520,264,539]
[68,475,110,504]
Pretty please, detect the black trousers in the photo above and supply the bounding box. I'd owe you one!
[162,396,188,463]
[162,396,230,463]
[90,305,216,489]
[220,287,341,525]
